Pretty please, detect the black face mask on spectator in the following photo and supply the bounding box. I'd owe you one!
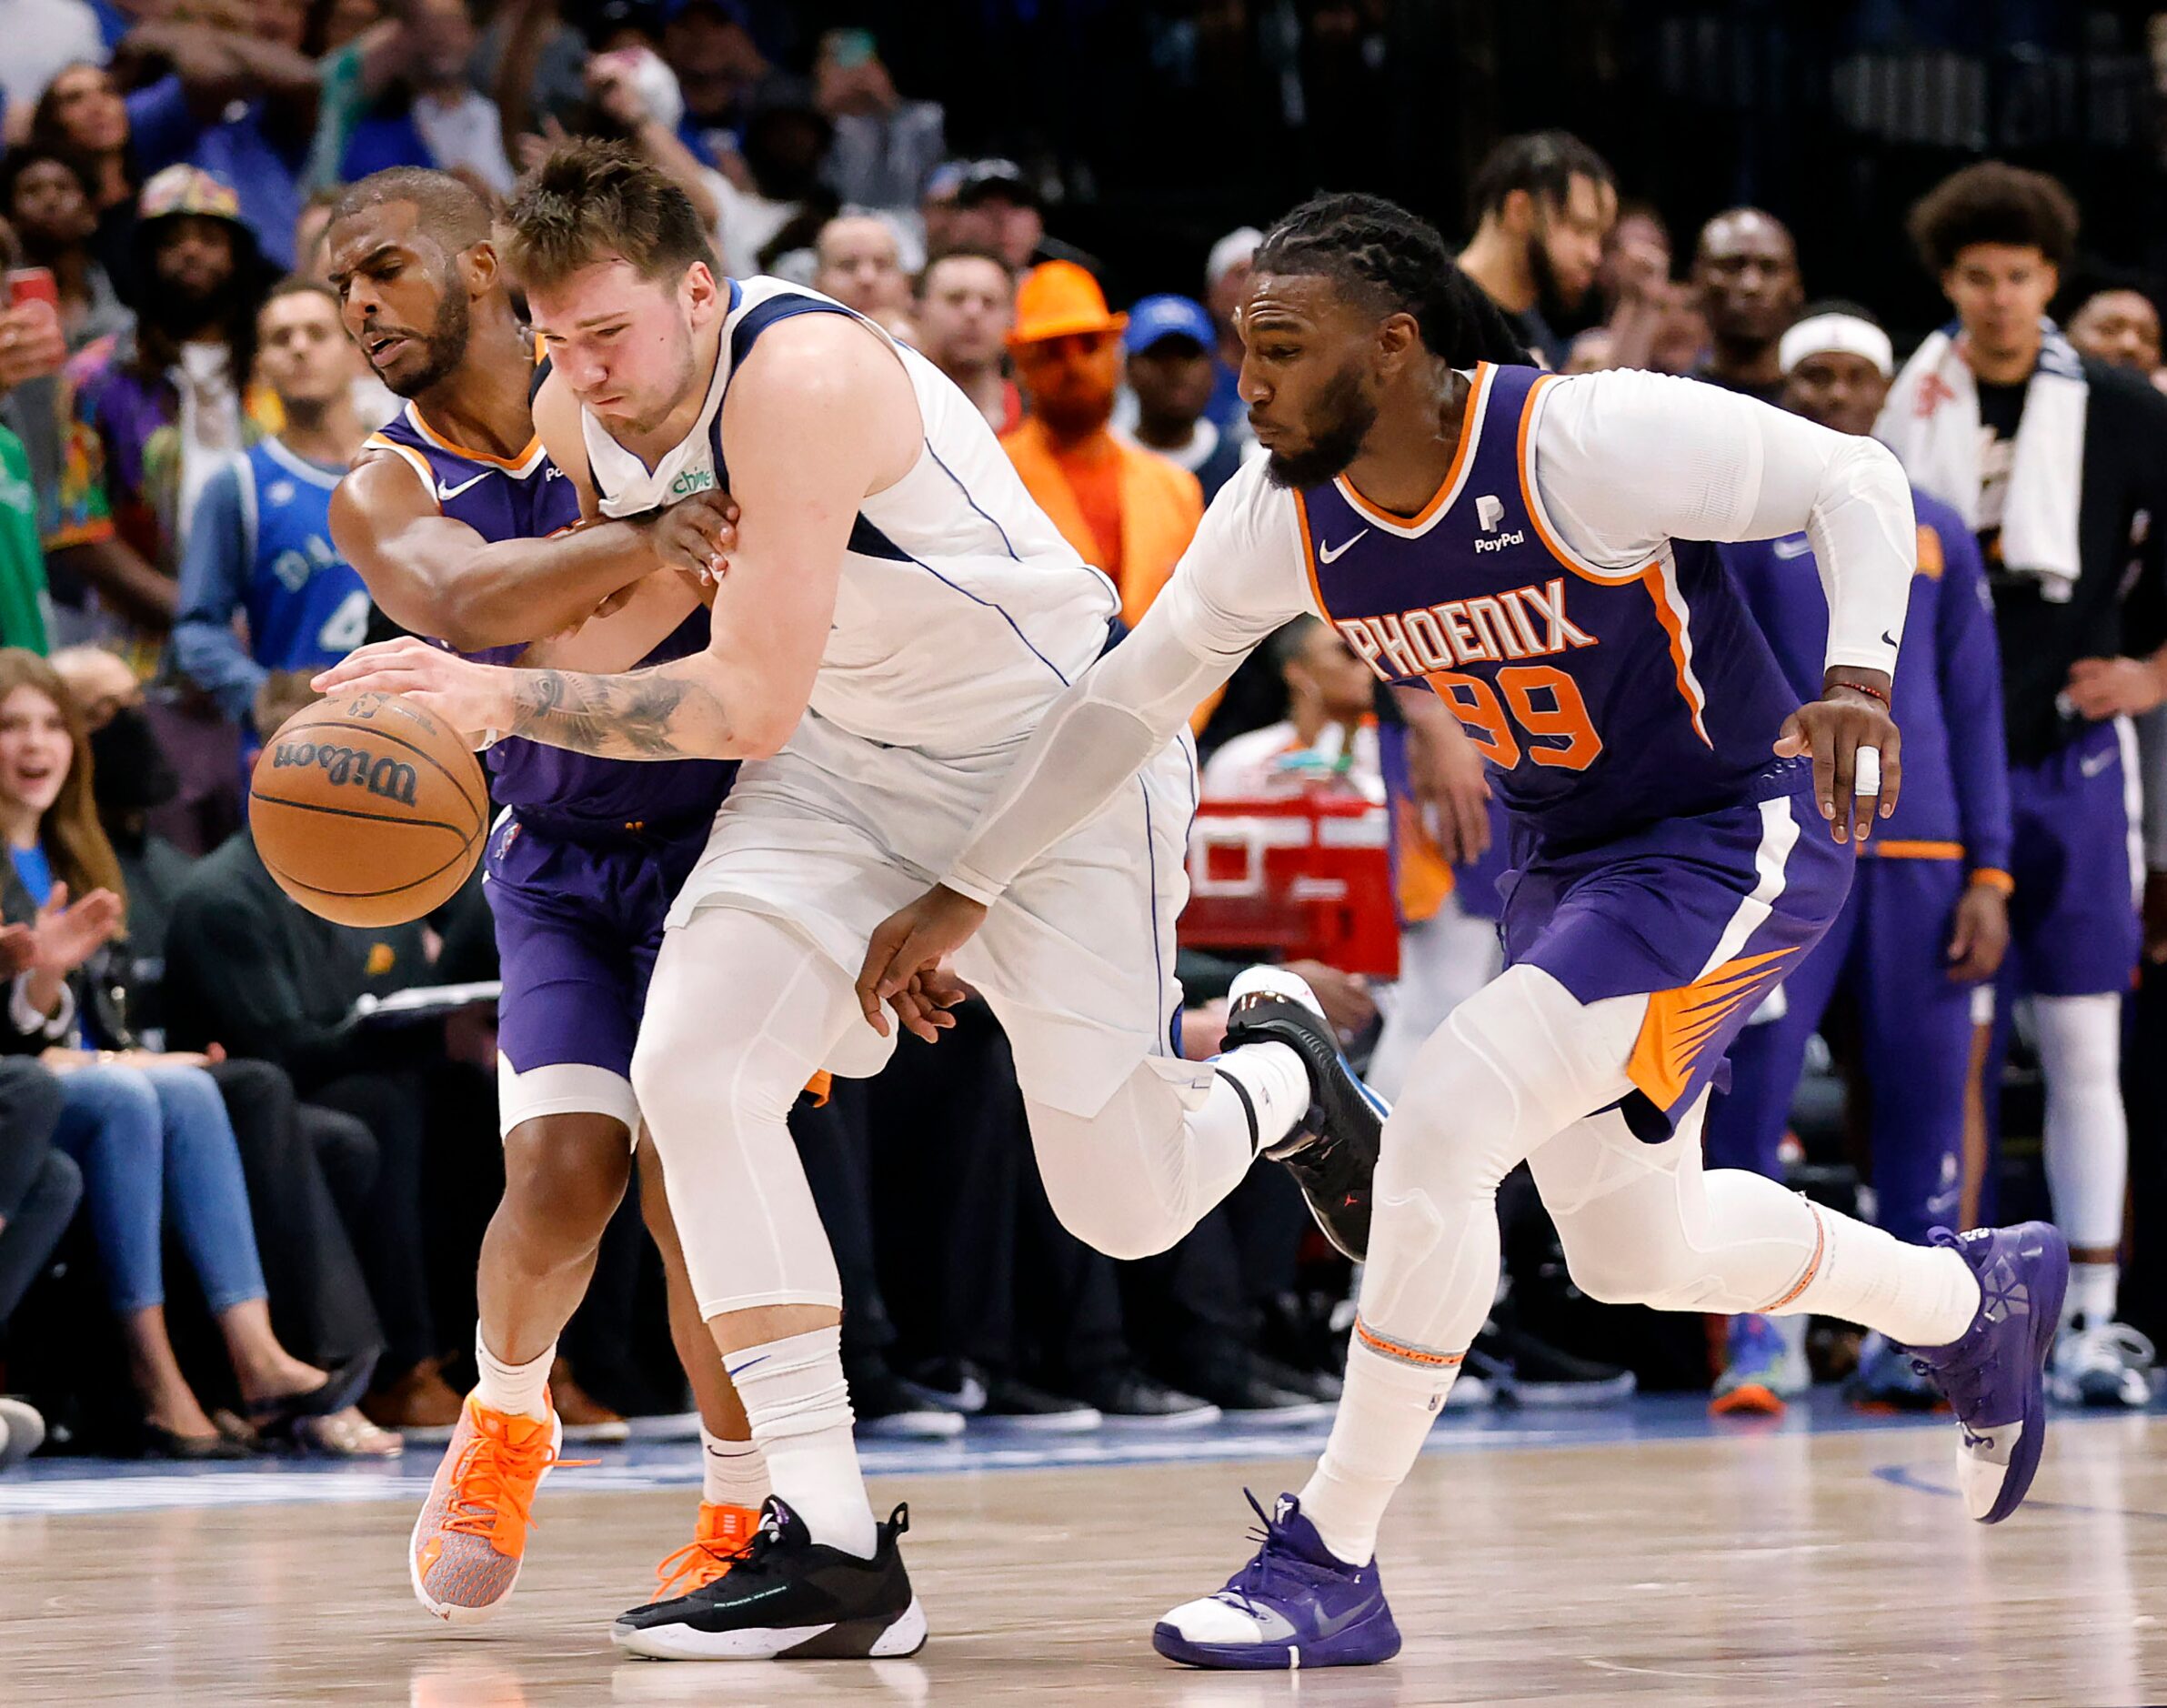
[90,706,179,822]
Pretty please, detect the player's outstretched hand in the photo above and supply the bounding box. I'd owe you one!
[644,492,740,591]
[312,638,510,747]
[857,885,988,1040]
[1773,674,1901,845]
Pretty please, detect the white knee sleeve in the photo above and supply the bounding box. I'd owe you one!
[631,907,858,1319]
[2032,993,2128,1251]
[1359,966,1640,1357]
[1026,1054,1240,1261]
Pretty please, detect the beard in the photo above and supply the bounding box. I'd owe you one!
[1031,385,1114,439]
[1527,221,1589,321]
[378,284,472,398]
[145,271,240,341]
[1261,361,1378,490]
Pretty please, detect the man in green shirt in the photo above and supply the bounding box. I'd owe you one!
[0,424,53,653]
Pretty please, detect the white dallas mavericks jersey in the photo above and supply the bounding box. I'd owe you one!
[582,276,1119,754]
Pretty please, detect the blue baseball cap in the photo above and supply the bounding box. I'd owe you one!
[1123,294,1216,355]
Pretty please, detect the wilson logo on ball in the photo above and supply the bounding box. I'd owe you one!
[270,740,421,808]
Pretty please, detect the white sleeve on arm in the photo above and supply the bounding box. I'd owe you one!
[942,464,1314,905]
[1533,368,1916,676]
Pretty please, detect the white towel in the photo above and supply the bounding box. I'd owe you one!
[1874,317,2086,600]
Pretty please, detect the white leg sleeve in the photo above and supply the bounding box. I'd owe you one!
[1533,1096,1980,1347]
[1296,964,1640,1569]
[1024,1054,1254,1261]
[2032,992,2128,1251]
[1355,963,1642,1360]
[630,906,861,1320]
[1366,898,1506,1105]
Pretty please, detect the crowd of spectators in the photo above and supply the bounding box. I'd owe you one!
[0,0,2162,1472]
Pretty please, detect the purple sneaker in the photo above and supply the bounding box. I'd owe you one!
[1152,1492,1400,1670]
[1901,1221,2069,1524]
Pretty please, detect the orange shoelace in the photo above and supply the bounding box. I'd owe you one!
[653,1535,747,1599]
[440,1427,585,1543]
[653,1510,758,1598]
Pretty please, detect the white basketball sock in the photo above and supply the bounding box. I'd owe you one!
[699,1427,769,1510]
[731,1325,878,1558]
[1297,1330,1458,1567]
[2065,1261,2120,1331]
[1776,1208,1981,1349]
[2033,993,2128,1251]
[474,1326,553,1422]
[1210,1041,1309,1154]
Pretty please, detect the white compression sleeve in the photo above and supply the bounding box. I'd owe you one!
[1533,369,1916,678]
[943,608,1239,904]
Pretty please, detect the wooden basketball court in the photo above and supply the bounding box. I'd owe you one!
[5,1401,2158,1704]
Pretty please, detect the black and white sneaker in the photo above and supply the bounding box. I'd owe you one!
[612,1497,928,1661]
[1222,966,1388,1261]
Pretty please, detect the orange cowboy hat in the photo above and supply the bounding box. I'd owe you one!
[1007,260,1129,347]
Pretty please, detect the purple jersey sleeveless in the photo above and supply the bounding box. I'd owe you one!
[1296,364,1851,1133]
[364,402,734,832]
[361,401,737,1118]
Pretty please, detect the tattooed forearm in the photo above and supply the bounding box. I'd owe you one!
[507,659,735,760]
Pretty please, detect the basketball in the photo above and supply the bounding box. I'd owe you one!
[248,692,488,927]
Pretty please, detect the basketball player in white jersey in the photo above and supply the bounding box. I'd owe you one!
[316,141,1390,1662]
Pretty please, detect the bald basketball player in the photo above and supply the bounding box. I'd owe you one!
[1690,207,1805,403]
[321,166,761,1628]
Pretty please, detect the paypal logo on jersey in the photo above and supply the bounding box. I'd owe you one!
[1472,492,1526,553]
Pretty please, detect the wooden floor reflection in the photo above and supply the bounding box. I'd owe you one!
[6,1411,2161,1705]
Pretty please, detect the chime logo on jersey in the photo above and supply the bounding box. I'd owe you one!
[1333,577,1599,681]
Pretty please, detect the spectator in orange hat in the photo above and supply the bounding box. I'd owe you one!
[1000,260,1202,628]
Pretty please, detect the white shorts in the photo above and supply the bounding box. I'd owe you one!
[666,710,1197,1118]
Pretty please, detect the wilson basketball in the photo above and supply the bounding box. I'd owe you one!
[249,692,488,927]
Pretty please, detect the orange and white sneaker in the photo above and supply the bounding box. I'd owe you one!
[652,1501,760,1601]
[409,1393,567,1623]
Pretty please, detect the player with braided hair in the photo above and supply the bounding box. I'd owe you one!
[865,189,2069,1667]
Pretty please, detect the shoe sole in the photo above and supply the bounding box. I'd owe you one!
[856,1413,965,1441]
[1976,1226,2067,1525]
[1150,1602,1401,1669]
[1510,1374,1639,1409]
[1216,1401,1336,1427]
[1099,1405,1225,1431]
[1710,1383,1785,1418]
[614,1595,928,1661]
[560,1419,633,1444]
[976,1410,1105,1433]
[408,1411,562,1624]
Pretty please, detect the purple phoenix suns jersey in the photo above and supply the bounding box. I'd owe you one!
[1298,363,1809,848]
[364,400,735,829]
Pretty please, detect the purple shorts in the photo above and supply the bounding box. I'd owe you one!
[2005,720,2141,999]
[1499,761,1853,1134]
[485,809,711,1135]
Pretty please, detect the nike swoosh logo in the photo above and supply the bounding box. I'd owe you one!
[436,472,490,503]
[726,1354,769,1380]
[1881,630,1899,648]
[1771,536,1814,559]
[2081,750,2114,777]
[1319,529,1369,565]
